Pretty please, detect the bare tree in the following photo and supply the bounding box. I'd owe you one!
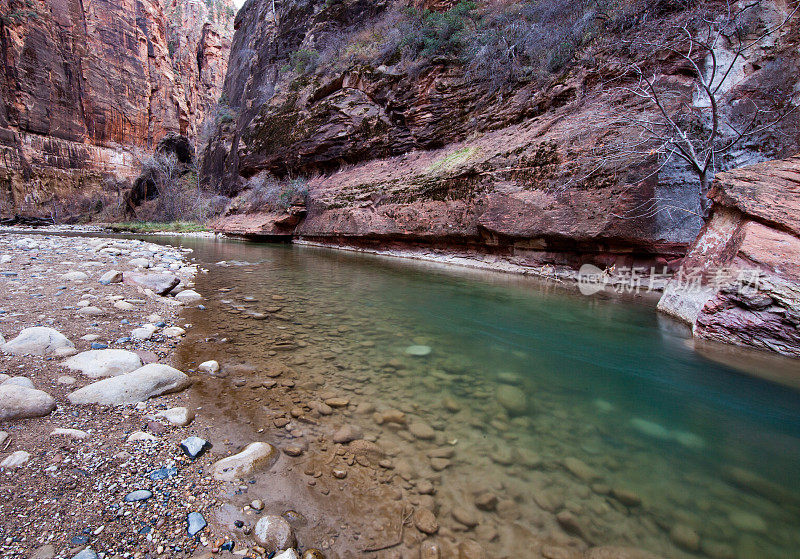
[618,1,798,218]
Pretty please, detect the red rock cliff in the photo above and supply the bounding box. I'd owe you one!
[0,0,234,215]
[203,0,800,271]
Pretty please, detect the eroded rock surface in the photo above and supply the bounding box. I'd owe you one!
[658,155,800,357]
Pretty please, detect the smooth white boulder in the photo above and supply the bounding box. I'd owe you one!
[128,258,151,268]
[162,326,185,337]
[127,431,158,442]
[1,327,74,356]
[67,364,190,406]
[174,290,202,303]
[62,270,88,281]
[99,270,123,285]
[76,306,104,317]
[1,377,34,389]
[198,360,219,374]
[1,451,31,468]
[155,406,195,426]
[61,349,143,378]
[0,384,57,420]
[50,428,89,440]
[131,324,157,341]
[212,442,279,481]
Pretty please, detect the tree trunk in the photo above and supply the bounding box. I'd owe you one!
[699,171,711,219]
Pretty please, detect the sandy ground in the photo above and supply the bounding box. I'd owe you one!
[0,232,238,559]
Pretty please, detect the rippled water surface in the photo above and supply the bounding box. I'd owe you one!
[164,236,800,558]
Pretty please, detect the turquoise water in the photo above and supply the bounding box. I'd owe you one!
[167,237,800,558]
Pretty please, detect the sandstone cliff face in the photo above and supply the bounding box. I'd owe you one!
[203,0,799,269]
[0,0,234,216]
[658,155,800,357]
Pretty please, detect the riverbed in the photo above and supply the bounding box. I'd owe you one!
[149,234,800,559]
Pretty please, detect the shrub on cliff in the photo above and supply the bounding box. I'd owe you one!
[237,175,308,213]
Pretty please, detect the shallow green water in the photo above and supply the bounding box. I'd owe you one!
[166,236,800,558]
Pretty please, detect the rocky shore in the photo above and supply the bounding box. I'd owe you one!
[0,233,316,559]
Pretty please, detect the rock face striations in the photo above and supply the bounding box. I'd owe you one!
[0,0,235,216]
[202,0,799,270]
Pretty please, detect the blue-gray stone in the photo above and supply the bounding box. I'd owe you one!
[70,535,89,545]
[90,342,108,349]
[149,466,178,481]
[180,436,208,459]
[187,512,207,536]
[72,548,98,559]
[124,489,153,502]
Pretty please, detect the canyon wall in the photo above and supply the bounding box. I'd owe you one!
[203,0,800,271]
[658,155,800,357]
[0,0,235,217]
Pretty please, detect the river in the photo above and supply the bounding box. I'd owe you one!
[158,235,800,558]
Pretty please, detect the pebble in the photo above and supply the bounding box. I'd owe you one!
[474,492,498,511]
[124,489,153,502]
[496,384,527,414]
[284,444,304,457]
[149,466,178,480]
[187,511,207,536]
[250,499,264,511]
[155,406,195,426]
[127,431,157,442]
[212,442,278,481]
[72,548,98,559]
[198,360,220,374]
[50,428,89,440]
[180,436,209,459]
[413,508,439,534]
[324,397,349,408]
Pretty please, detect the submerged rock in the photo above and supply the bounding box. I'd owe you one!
[413,508,439,535]
[405,345,432,356]
[496,384,527,415]
[253,515,296,553]
[630,418,673,440]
